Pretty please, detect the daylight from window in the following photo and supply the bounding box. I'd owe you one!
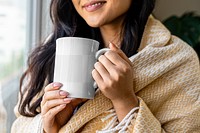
[0,0,26,83]
[0,0,27,132]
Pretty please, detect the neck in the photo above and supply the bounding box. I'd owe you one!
[99,16,125,48]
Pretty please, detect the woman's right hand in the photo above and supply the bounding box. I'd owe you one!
[41,82,86,133]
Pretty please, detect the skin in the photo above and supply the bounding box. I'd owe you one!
[73,0,132,46]
[41,83,86,133]
[41,0,139,132]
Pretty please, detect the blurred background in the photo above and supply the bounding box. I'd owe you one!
[0,0,199,132]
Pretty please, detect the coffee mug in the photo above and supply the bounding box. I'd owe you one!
[53,37,109,99]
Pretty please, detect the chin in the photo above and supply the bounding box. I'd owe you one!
[86,21,101,28]
[87,23,101,28]
[85,18,105,28]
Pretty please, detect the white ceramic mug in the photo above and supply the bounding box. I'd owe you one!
[53,37,109,99]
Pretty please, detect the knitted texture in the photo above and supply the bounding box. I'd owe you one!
[11,16,200,133]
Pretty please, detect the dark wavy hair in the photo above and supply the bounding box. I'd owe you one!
[19,0,155,117]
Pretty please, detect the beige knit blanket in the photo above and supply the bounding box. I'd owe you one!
[11,16,200,133]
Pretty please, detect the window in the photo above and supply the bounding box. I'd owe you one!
[0,0,27,132]
[0,0,51,132]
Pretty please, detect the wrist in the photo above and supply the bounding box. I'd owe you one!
[43,124,59,133]
[111,96,139,122]
[43,129,58,133]
[112,95,139,108]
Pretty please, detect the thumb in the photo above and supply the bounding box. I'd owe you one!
[109,41,120,51]
[109,42,132,66]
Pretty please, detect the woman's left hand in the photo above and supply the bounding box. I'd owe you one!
[92,42,138,111]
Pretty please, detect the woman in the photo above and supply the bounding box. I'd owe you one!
[12,0,200,132]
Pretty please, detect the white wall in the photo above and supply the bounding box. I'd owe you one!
[154,0,200,21]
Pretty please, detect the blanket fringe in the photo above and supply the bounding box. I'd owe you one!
[96,107,139,133]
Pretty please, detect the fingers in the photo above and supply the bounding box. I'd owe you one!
[41,82,87,112]
[94,61,110,80]
[92,69,104,87]
[96,42,132,71]
[41,82,70,115]
[109,42,133,66]
[41,90,68,106]
[44,82,62,92]
[41,82,72,130]
[104,50,129,69]
[92,42,133,89]
[98,55,114,73]
[41,98,72,115]
[41,82,88,132]
[42,103,66,125]
[41,82,68,106]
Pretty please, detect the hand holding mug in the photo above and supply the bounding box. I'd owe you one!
[41,82,86,133]
[92,42,138,108]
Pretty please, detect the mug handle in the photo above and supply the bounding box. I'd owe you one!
[93,48,110,88]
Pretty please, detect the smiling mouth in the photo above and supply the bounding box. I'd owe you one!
[83,1,106,12]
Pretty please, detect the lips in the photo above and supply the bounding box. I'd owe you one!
[83,1,106,12]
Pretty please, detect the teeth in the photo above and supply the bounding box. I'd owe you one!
[88,2,103,8]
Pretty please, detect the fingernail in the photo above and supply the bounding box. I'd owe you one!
[59,91,68,96]
[109,42,118,49]
[109,42,112,47]
[53,82,62,88]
